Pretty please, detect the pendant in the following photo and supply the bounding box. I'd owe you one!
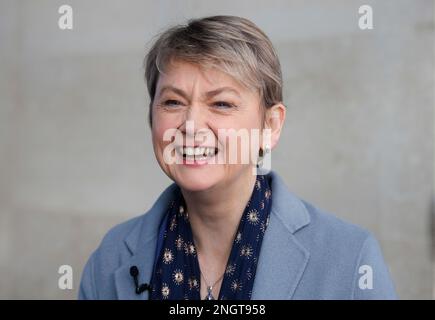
[205,286,214,300]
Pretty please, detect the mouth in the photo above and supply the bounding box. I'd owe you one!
[175,146,219,163]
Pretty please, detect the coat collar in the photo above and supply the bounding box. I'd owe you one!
[114,171,310,299]
[114,184,177,300]
[251,172,310,299]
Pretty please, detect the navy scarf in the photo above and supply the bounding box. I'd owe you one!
[150,175,272,300]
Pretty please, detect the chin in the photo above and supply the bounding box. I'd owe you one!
[170,165,224,192]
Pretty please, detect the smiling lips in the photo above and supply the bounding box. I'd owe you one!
[176,146,219,165]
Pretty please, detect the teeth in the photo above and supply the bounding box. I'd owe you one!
[195,147,204,156]
[178,146,217,157]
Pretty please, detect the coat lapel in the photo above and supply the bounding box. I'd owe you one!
[114,184,178,300]
[251,172,311,299]
[114,236,157,300]
[251,212,310,299]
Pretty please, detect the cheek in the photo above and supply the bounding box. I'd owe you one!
[152,115,177,144]
[214,110,261,128]
[151,126,172,162]
[212,113,263,135]
[212,113,263,162]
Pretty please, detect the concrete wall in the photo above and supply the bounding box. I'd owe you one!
[0,0,433,299]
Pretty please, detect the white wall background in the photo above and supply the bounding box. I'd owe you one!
[0,0,433,299]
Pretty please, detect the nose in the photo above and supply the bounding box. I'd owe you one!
[179,103,209,135]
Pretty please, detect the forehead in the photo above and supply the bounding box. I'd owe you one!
[156,59,252,95]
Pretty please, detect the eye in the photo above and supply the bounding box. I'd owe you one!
[163,99,183,107]
[212,101,234,109]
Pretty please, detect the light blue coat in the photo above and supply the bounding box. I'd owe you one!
[79,171,397,299]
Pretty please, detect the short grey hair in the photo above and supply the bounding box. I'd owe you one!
[144,15,283,125]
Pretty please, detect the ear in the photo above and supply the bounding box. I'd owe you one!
[263,103,286,150]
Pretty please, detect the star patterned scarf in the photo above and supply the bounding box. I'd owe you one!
[149,175,272,300]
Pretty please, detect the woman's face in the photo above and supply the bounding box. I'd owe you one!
[151,59,268,192]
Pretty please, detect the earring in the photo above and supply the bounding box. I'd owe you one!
[258,145,271,160]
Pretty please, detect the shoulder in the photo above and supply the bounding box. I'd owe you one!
[91,182,179,261]
[87,214,145,281]
[78,214,146,299]
[268,172,396,298]
[97,214,144,255]
[269,171,371,248]
[79,183,178,299]
[300,199,370,250]
[295,199,396,299]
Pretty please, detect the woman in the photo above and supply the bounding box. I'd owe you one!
[79,15,396,300]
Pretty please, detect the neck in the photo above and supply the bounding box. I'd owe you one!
[181,169,257,264]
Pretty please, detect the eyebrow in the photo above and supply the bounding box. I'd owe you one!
[157,85,241,99]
